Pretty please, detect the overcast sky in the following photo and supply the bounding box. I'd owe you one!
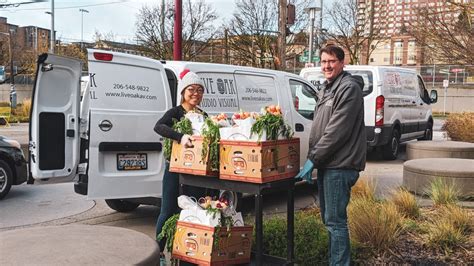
[0,0,236,44]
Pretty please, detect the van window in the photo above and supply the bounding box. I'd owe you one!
[302,71,325,92]
[165,69,178,107]
[345,70,373,96]
[289,79,316,120]
[417,76,431,104]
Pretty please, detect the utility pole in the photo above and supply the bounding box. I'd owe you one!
[80,9,89,50]
[161,0,165,42]
[278,0,287,70]
[173,0,182,60]
[9,29,16,110]
[224,28,229,64]
[50,0,55,53]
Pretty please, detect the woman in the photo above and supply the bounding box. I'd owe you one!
[153,69,208,255]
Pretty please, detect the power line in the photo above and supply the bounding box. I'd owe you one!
[0,0,130,11]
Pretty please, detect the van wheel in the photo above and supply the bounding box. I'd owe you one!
[418,122,433,141]
[0,160,13,200]
[382,129,400,160]
[105,199,140,212]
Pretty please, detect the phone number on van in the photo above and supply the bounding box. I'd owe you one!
[113,83,150,92]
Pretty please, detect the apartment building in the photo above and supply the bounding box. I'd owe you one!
[357,0,470,65]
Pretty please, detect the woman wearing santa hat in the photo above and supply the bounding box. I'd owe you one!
[153,69,209,256]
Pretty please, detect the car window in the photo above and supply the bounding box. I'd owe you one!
[289,79,317,120]
[345,70,373,97]
[417,76,431,104]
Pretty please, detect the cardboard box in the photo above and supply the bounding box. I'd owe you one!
[172,221,253,266]
[169,136,218,176]
[219,138,300,183]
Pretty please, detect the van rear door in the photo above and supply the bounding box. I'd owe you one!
[86,50,171,199]
[29,54,82,183]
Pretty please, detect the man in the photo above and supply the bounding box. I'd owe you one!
[295,45,366,265]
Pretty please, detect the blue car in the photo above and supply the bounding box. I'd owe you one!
[0,136,27,199]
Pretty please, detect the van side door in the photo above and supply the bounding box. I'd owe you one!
[29,54,82,184]
[287,78,318,167]
[86,50,171,200]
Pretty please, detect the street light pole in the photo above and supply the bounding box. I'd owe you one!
[305,3,321,66]
[79,9,89,50]
[9,30,14,87]
[50,0,55,53]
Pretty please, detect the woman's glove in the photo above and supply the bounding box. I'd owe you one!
[295,159,314,184]
[180,134,194,148]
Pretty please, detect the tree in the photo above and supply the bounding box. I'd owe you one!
[324,0,388,64]
[225,0,310,69]
[135,0,218,61]
[408,2,473,64]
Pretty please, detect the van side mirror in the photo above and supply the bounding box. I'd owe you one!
[430,90,438,104]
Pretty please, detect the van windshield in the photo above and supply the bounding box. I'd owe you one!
[345,70,373,97]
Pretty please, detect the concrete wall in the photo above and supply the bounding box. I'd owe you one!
[429,86,474,113]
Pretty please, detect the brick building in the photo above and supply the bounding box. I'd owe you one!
[356,0,470,66]
[0,17,51,71]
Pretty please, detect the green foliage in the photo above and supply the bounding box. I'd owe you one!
[426,177,460,206]
[201,118,220,171]
[251,113,293,141]
[157,213,180,252]
[257,209,329,265]
[163,117,192,161]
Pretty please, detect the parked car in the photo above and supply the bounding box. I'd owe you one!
[0,135,27,199]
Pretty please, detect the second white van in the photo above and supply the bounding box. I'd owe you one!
[301,65,438,160]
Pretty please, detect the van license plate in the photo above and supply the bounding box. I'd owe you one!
[117,153,147,171]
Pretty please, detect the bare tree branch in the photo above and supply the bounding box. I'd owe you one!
[408,3,473,64]
[135,0,218,61]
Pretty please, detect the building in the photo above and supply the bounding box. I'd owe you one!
[0,17,51,71]
[356,0,470,65]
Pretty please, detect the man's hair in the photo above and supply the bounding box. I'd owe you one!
[320,45,345,62]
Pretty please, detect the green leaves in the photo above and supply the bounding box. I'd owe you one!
[201,118,221,171]
[251,113,293,141]
[163,117,193,161]
[157,213,180,252]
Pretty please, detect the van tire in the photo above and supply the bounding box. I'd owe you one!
[382,129,400,160]
[418,122,433,141]
[105,199,140,212]
[0,160,13,200]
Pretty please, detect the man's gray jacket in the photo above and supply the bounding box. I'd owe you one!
[308,71,366,171]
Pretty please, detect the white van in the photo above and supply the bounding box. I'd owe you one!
[29,50,318,211]
[300,65,438,160]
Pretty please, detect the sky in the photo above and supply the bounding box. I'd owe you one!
[0,0,236,44]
